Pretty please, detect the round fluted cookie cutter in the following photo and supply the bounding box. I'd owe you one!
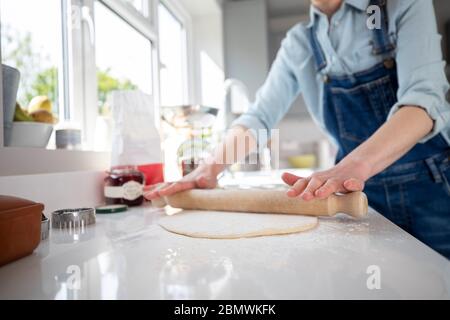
[51,208,96,230]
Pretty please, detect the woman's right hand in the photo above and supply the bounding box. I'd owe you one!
[144,163,222,200]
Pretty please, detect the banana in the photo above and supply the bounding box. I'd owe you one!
[14,103,34,122]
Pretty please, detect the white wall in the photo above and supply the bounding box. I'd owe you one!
[192,14,225,107]
[0,170,105,215]
[181,0,225,107]
[223,0,269,100]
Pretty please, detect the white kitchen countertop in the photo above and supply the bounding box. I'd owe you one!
[0,202,449,300]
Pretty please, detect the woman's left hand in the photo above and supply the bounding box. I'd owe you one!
[282,158,372,201]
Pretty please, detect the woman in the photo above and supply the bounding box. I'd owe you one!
[146,0,450,258]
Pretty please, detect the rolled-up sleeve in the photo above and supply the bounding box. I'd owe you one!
[232,28,302,147]
[389,0,450,143]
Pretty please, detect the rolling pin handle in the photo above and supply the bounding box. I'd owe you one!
[335,192,368,218]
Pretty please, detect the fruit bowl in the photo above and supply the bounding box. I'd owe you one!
[6,122,53,148]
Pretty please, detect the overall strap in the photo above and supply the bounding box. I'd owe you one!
[308,19,328,73]
[369,0,396,56]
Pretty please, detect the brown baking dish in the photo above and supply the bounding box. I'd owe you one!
[0,195,44,267]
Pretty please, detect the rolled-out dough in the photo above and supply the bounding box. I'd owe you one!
[158,210,318,239]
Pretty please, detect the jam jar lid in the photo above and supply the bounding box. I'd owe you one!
[108,165,142,175]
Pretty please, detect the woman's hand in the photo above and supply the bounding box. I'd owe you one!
[282,158,372,201]
[144,163,222,200]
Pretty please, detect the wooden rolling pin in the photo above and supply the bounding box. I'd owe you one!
[152,189,368,218]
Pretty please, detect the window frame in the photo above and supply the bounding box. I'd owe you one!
[157,0,194,106]
[78,0,159,148]
[0,0,194,176]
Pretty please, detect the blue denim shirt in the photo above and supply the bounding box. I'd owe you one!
[232,0,450,148]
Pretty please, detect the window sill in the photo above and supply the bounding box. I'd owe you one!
[0,147,110,176]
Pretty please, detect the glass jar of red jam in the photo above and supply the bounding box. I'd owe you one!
[104,165,146,206]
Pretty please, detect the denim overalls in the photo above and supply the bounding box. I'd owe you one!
[308,0,450,259]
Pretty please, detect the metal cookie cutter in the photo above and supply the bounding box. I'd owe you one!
[41,214,50,240]
[51,208,96,231]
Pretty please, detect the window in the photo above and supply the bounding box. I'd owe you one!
[1,0,64,117]
[0,0,158,151]
[95,1,153,113]
[158,2,187,106]
[122,0,149,17]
